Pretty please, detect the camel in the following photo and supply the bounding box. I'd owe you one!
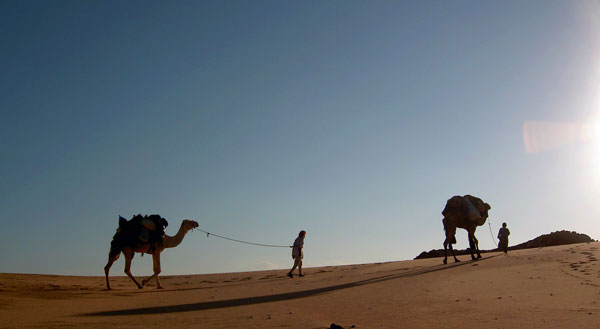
[104,218,199,290]
[441,195,491,264]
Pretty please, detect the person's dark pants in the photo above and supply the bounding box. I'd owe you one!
[499,238,508,254]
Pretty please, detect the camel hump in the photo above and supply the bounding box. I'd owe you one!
[442,195,463,216]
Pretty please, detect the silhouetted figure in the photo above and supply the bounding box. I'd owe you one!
[288,230,306,278]
[497,222,510,254]
[441,195,491,264]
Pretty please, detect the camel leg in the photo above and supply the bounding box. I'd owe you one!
[468,234,476,260]
[467,230,481,260]
[443,236,460,264]
[442,242,448,264]
[142,252,163,289]
[443,227,459,264]
[104,248,120,291]
[443,239,449,264]
[448,241,459,263]
[123,249,143,289]
[472,234,482,259]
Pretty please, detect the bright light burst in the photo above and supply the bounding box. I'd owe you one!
[523,116,600,184]
[522,121,594,153]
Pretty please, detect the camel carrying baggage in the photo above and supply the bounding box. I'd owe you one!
[441,195,491,264]
[104,215,198,290]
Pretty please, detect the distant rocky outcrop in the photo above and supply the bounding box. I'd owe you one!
[510,230,594,249]
[415,230,595,260]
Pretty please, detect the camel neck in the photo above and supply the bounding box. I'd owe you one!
[163,223,188,249]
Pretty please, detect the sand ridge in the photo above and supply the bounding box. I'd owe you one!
[2,242,600,328]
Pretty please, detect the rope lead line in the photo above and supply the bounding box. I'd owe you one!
[196,229,292,248]
[488,221,498,247]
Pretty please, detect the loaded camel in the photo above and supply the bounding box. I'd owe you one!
[104,216,199,290]
[442,195,491,264]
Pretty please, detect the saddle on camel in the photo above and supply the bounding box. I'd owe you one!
[114,214,169,254]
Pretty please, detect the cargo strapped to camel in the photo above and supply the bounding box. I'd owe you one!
[114,214,169,254]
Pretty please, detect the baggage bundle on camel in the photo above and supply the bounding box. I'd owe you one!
[462,197,481,222]
[113,214,169,253]
[442,195,490,225]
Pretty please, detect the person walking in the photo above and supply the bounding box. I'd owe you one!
[287,230,306,278]
[497,222,510,254]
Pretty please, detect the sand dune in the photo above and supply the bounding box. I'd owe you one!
[2,242,600,328]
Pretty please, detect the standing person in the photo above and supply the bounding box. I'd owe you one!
[287,230,306,278]
[497,222,510,254]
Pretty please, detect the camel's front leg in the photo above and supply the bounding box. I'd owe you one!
[467,230,481,260]
[123,249,143,289]
[472,234,481,259]
[142,252,163,289]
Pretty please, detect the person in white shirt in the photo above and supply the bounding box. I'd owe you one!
[287,230,306,278]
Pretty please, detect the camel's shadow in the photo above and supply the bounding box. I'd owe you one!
[84,255,498,317]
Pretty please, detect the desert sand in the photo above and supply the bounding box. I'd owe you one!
[2,242,600,328]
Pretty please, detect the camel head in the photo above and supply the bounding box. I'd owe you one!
[476,203,491,226]
[181,219,199,232]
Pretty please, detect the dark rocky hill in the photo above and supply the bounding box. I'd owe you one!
[414,230,595,260]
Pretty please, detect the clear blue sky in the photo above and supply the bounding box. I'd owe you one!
[2,1,600,276]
